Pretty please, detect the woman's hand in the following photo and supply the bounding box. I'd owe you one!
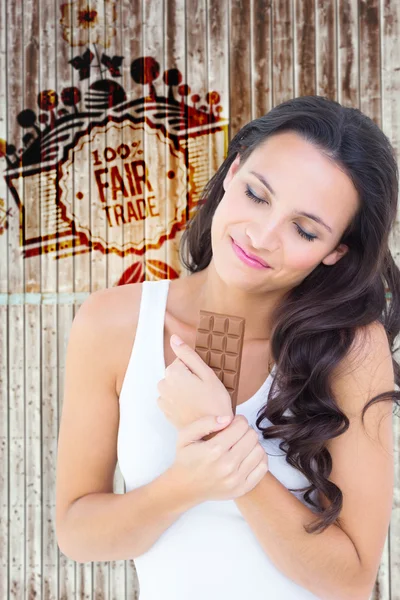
[156,334,234,431]
[167,414,269,504]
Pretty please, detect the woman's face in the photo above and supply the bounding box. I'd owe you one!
[210,130,360,292]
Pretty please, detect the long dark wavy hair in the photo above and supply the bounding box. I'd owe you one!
[179,95,400,534]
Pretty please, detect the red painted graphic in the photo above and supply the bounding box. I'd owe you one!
[0,2,228,284]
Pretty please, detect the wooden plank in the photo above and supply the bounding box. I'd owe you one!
[163,0,187,280]
[118,0,146,288]
[129,0,198,285]
[316,0,336,99]
[359,0,381,126]
[54,0,75,296]
[229,0,252,135]
[180,0,230,278]
[251,0,273,118]
[23,0,40,296]
[0,0,9,593]
[0,0,8,292]
[36,1,60,599]
[57,305,76,598]
[5,0,24,288]
[104,0,125,294]
[208,0,230,175]
[380,0,400,161]
[295,0,316,96]
[8,302,24,600]
[88,0,108,296]
[7,0,25,597]
[41,301,58,598]
[272,0,294,105]
[142,0,166,282]
[337,0,359,106]
[185,0,209,241]
[0,297,7,600]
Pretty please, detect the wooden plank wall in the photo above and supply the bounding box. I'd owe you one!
[0,0,399,598]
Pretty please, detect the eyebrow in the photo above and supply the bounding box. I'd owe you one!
[249,170,333,234]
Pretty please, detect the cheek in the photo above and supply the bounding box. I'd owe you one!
[284,245,321,273]
[215,192,248,231]
[211,198,231,237]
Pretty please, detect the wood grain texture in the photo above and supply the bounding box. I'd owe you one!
[0,0,7,585]
[7,1,25,600]
[230,0,252,135]
[338,0,359,106]
[252,0,273,116]
[295,0,316,96]
[316,0,336,99]
[272,0,294,104]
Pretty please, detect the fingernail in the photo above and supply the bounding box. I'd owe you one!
[217,416,232,424]
[171,334,184,346]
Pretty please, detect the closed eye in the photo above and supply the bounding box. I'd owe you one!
[244,185,318,243]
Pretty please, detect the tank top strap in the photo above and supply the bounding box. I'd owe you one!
[132,278,171,373]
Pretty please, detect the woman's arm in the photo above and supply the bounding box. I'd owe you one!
[234,323,394,600]
[235,471,368,600]
[58,467,197,562]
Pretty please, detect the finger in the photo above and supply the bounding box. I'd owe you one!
[156,379,166,395]
[165,358,191,378]
[238,443,268,478]
[229,426,259,463]
[175,358,191,372]
[177,415,234,446]
[156,395,167,411]
[246,459,269,484]
[203,416,249,454]
[170,335,212,380]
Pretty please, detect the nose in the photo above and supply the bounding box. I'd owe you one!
[246,222,280,252]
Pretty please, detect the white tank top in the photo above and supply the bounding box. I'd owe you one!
[117,279,321,599]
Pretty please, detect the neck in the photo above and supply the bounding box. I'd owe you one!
[186,263,280,342]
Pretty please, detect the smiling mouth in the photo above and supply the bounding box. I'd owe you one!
[231,238,271,268]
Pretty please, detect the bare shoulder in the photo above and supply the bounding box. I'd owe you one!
[76,282,143,329]
[330,320,394,419]
[75,283,144,395]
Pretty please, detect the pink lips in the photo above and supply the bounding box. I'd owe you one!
[231,238,271,269]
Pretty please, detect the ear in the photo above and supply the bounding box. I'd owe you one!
[322,243,349,266]
[223,154,242,192]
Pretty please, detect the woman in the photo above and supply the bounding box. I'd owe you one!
[56,95,400,600]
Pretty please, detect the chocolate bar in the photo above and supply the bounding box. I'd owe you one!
[194,310,246,441]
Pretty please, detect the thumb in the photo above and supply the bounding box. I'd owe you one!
[170,334,210,379]
[178,415,233,446]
